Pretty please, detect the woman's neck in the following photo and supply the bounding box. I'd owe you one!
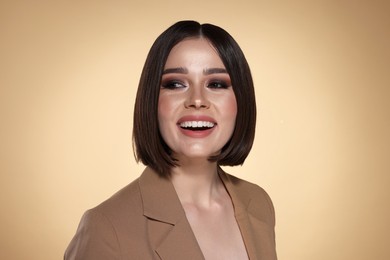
[170,159,224,207]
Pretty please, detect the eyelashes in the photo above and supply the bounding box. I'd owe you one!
[207,81,230,89]
[161,80,186,89]
[161,79,231,90]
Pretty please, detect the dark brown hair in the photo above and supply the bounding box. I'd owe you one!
[133,20,256,177]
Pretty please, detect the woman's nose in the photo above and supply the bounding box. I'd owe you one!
[184,86,210,109]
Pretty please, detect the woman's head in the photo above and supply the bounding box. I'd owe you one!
[133,20,256,177]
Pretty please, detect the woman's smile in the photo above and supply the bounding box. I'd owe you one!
[157,38,237,159]
[177,115,217,138]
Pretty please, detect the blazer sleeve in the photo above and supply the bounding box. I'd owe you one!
[263,188,276,246]
[64,209,120,260]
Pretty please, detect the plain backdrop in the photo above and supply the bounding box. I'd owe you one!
[1,0,389,259]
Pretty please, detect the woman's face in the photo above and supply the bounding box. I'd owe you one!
[158,38,237,161]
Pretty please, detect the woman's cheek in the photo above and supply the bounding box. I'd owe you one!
[158,94,174,120]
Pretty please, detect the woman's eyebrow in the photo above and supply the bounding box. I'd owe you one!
[162,67,188,74]
[162,67,228,75]
[203,68,228,75]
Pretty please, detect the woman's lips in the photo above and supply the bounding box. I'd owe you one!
[177,115,216,138]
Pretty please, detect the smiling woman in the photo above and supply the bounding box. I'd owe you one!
[133,21,257,177]
[64,20,277,260]
[158,38,237,161]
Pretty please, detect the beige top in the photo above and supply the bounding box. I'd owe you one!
[64,167,277,259]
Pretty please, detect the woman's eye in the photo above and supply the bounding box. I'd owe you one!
[161,80,186,89]
[208,81,229,89]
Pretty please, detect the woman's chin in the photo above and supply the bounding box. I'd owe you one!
[172,150,221,162]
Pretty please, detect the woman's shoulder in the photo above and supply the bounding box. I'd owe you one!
[223,170,271,199]
[88,176,143,221]
[65,174,154,259]
[221,170,276,225]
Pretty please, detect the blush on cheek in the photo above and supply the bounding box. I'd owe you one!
[219,95,237,119]
[158,96,171,120]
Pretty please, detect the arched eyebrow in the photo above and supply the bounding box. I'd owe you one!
[162,67,188,75]
[162,67,228,75]
[203,68,228,75]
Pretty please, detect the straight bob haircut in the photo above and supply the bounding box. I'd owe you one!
[133,20,257,177]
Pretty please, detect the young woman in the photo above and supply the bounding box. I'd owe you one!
[65,20,277,260]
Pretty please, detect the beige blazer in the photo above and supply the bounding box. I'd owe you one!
[64,167,277,259]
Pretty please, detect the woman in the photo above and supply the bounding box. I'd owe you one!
[65,20,277,260]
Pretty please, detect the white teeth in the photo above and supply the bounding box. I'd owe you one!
[180,121,215,128]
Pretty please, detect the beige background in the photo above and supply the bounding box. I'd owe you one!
[1,0,389,259]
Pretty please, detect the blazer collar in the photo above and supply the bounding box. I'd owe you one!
[138,167,204,259]
[138,167,183,225]
[218,167,252,214]
[218,167,259,259]
[138,167,264,260]
[138,167,255,224]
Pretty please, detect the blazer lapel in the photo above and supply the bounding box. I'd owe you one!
[246,203,277,260]
[138,168,204,260]
[219,168,277,260]
[239,200,277,260]
[218,169,258,259]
